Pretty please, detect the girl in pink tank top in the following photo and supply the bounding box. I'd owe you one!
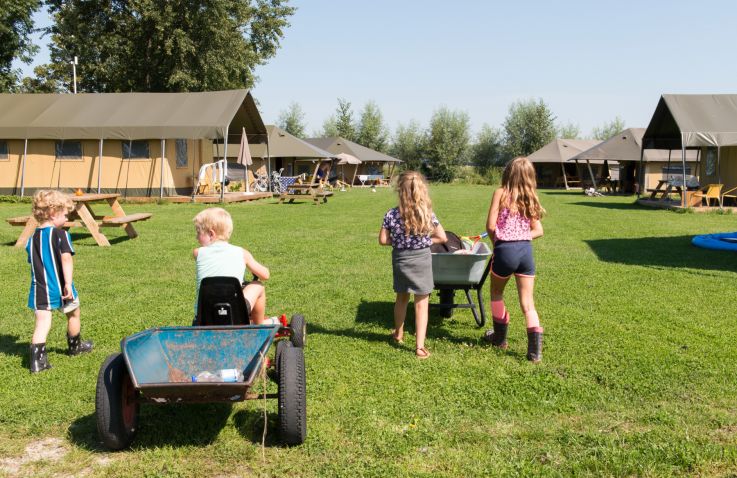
[482,157,546,362]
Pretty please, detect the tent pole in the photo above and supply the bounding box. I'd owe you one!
[160,138,165,199]
[681,135,686,208]
[244,129,250,193]
[717,146,721,186]
[97,139,103,193]
[266,137,271,192]
[637,147,644,198]
[221,127,228,203]
[666,149,671,182]
[560,162,569,189]
[20,139,28,197]
[586,159,597,190]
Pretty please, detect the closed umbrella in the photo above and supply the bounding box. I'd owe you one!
[236,127,253,192]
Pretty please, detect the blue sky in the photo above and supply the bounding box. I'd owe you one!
[19,0,737,138]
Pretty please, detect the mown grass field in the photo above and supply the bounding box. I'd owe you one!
[1,185,737,477]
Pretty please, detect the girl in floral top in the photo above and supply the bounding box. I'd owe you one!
[379,171,447,359]
[483,157,546,362]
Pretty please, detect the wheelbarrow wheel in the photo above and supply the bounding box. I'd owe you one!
[96,353,139,450]
[439,289,454,318]
[274,339,293,378]
[278,347,306,445]
[289,314,306,348]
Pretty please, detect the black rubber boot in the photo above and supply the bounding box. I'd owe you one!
[526,331,543,363]
[482,321,509,349]
[67,333,93,356]
[29,343,52,373]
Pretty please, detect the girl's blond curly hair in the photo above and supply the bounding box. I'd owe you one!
[32,190,73,223]
[396,170,434,236]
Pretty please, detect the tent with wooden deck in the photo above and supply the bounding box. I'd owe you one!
[527,139,600,189]
[304,137,400,185]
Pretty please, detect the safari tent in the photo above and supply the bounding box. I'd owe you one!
[304,137,401,185]
[569,128,698,193]
[642,94,737,205]
[0,90,266,197]
[248,126,334,184]
[527,139,600,188]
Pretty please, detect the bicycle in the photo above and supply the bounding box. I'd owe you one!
[271,168,286,194]
[249,169,269,192]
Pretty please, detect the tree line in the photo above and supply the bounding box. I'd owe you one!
[278,98,626,182]
[2,2,626,183]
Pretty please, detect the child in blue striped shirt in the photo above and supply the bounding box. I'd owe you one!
[26,190,93,373]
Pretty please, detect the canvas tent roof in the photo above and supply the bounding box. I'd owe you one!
[305,137,401,163]
[0,90,265,140]
[527,139,601,163]
[570,128,698,163]
[246,125,334,159]
[643,94,737,149]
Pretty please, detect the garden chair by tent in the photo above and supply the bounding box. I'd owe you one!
[692,184,723,207]
[721,185,737,206]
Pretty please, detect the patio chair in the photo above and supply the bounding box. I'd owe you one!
[722,185,737,206]
[691,183,723,207]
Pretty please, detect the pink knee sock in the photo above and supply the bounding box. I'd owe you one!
[491,299,508,324]
[524,309,542,331]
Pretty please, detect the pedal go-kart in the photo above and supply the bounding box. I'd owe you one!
[95,277,306,450]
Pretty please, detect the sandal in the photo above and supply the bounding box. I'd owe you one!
[415,347,431,359]
[391,331,404,345]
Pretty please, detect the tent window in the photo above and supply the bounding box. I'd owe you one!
[175,139,188,168]
[705,148,717,176]
[55,141,83,160]
[0,140,7,160]
[122,140,150,160]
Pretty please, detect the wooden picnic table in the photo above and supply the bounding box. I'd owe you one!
[8,193,152,247]
[646,180,682,201]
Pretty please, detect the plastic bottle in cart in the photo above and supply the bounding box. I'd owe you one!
[217,368,243,383]
[192,371,219,382]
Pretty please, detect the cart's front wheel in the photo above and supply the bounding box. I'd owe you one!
[439,289,454,318]
[289,314,306,348]
[96,353,139,450]
[278,347,306,445]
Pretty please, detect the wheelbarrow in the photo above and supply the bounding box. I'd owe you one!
[430,238,492,327]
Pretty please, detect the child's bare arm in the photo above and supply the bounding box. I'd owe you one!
[193,248,199,259]
[378,227,391,246]
[431,223,447,244]
[530,219,544,240]
[486,188,503,239]
[244,249,270,281]
[61,252,74,299]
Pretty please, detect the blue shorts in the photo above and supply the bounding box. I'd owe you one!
[491,240,535,278]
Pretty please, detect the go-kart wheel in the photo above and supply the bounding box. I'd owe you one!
[96,353,139,450]
[274,339,293,378]
[439,289,454,318]
[289,314,306,348]
[278,347,306,445]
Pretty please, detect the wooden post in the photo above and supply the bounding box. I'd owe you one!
[586,160,597,190]
[560,162,569,189]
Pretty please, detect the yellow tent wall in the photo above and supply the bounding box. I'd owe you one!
[0,138,208,196]
[696,146,737,190]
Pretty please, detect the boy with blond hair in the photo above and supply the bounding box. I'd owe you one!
[27,190,93,373]
[193,207,275,324]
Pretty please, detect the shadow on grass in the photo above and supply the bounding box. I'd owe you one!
[570,201,648,211]
[306,300,471,345]
[232,407,282,447]
[0,334,28,368]
[68,403,233,451]
[69,232,132,245]
[586,235,737,273]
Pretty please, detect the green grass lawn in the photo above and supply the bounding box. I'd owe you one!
[1,186,737,477]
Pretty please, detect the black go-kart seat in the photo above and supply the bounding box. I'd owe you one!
[195,276,250,326]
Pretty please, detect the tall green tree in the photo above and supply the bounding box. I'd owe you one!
[333,98,356,140]
[390,120,425,171]
[34,0,294,92]
[503,98,556,159]
[591,116,626,140]
[472,124,504,172]
[557,122,581,139]
[356,100,389,152]
[425,107,470,182]
[277,102,307,138]
[0,0,41,92]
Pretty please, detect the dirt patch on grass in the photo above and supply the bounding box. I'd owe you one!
[0,437,67,476]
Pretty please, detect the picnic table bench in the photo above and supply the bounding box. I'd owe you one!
[278,184,333,205]
[7,193,152,247]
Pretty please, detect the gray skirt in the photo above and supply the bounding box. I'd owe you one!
[392,247,433,295]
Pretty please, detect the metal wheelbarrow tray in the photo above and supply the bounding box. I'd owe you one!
[430,241,492,326]
[95,323,306,450]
